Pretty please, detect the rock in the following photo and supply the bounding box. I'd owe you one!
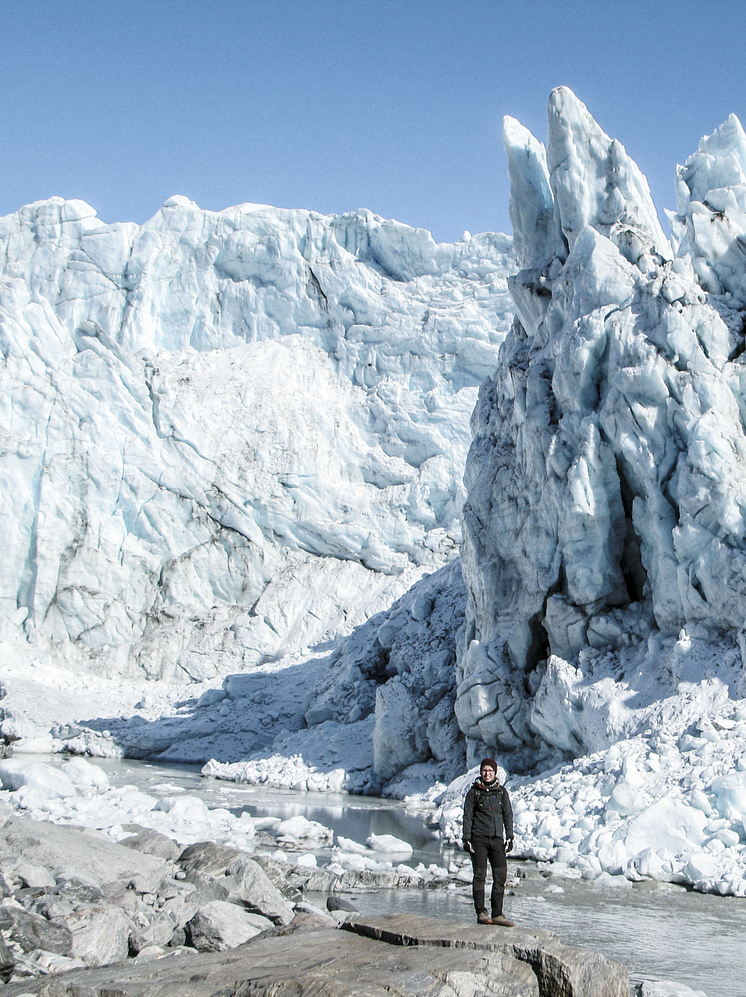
[14,863,56,889]
[0,914,628,996]
[288,911,334,928]
[129,915,178,955]
[57,904,133,966]
[0,905,73,955]
[326,896,359,912]
[0,931,15,983]
[119,828,182,862]
[0,816,168,894]
[177,843,294,924]
[30,950,88,974]
[343,914,629,997]
[185,901,274,952]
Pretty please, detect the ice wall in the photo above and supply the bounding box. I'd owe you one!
[458,88,746,767]
[0,197,513,682]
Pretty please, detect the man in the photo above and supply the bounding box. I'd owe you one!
[462,757,514,926]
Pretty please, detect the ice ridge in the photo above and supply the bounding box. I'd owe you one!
[458,87,746,768]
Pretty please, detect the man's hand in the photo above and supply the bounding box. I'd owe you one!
[463,840,474,854]
[505,837,514,853]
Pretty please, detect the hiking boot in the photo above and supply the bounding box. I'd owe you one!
[491,914,514,927]
[476,911,492,925]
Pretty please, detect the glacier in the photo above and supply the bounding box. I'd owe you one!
[0,197,511,701]
[458,87,746,765]
[5,86,746,899]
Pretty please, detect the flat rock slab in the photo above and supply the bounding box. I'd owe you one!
[344,914,630,997]
[0,915,629,997]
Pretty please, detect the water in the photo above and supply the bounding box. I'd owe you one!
[355,880,746,997]
[37,756,746,996]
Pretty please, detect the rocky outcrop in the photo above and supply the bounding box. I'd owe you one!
[0,914,629,997]
[0,814,293,984]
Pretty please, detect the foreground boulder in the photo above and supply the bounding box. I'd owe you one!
[0,914,629,997]
[185,901,274,952]
[0,815,168,894]
[56,904,133,967]
[0,904,73,957]
[177,842,295,924]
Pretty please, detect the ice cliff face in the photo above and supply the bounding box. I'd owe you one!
[0,197,512,682]
[458,87,746,768]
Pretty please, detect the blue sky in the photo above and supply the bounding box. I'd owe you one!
[2,0,745,243]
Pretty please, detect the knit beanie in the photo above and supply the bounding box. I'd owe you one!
[480,758,498,772]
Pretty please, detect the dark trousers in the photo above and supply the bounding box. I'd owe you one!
[470,836,507,916]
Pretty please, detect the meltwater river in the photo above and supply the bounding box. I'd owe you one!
[38,756,746,997]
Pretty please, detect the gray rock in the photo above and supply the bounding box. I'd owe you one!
[0,931,15,983]
[57,903,133,966]
[0,816,168,894]
[343,914,629,997]
[0,918,575,996]
[326,896,359,912]
[0,905,73,955]
[130,915,178,955]
[14,863,56,889]
[0,914,630,997]
[29,949,88,974]
[120,829,182,862]
[177,843,294,924]
[185,901,274,952]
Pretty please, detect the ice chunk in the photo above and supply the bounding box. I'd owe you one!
[366,833,414,856]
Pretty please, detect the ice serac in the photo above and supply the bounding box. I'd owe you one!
[0,197,512,692]
[671,113,746,302]
[459,87,746,767]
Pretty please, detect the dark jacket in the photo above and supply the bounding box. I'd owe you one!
[463,779,513,843]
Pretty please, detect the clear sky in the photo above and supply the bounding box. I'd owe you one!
[2,0,745,244]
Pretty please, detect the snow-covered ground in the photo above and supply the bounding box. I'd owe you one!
[4,87,746,905]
